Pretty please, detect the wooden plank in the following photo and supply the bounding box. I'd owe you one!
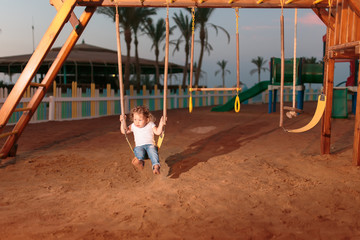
[0,131,18,139]
[321,59,335,154]
[51,0,80,30]
[329,40,360,50]
[0,6,96,158]
[353,60,360,166]
[345,4,351,42]
[348,0,360,17]
[76,0,331,8]
[190,87,240,91]
[0,0,77,131]
[333,0,341,45]
[13,107,31,112]
[312,7,335,30]
[29,82,46,87]
[356,14,360,41]
[339,0,348,44]
[350,10,355,42]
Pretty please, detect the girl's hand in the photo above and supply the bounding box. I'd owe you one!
[160,116,167,125]
[120,115,126,122]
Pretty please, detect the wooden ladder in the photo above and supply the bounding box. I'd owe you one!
[0,0,96,159]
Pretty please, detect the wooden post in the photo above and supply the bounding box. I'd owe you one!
[178,85,183,108]
[107,83,111,116]
[195,86,199,107]
[154,85,159,110]
[72,81,77,118]
[129,85,135,110]
[353,61,360,165]
[321,59,335,154]
[142,85,147,107]
[90,83,95,117]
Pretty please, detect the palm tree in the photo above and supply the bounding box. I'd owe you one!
[188,8,230,87]
[97,7,136,89]
[250,56,269,83]
[303,56,318,64]
[132,8,157,90]
[215,60,231,87]
[172,11,192,88]
[143,18,175,85]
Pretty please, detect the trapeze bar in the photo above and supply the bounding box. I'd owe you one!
[190,87,241,92]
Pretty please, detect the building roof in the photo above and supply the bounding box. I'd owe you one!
[0,42,186,75]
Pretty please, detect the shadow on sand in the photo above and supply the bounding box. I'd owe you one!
[165,121,278,178]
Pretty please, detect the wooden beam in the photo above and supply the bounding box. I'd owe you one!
[75,0,331,8]
[353,60,360,166]
[329,41,360,58]
[0,0,77,131]
[321,59,335,154]
[339,0,349,44]
[190,87,240,91]
[348,0,360,17]
[312,7,335,30]
[50,0,80,30]
[0,6,96,158]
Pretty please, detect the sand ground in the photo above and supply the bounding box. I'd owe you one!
[0,103,360,240]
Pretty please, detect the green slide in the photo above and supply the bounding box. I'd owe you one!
[211,81,270,112]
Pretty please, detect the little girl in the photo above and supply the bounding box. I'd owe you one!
[120,106,165,174]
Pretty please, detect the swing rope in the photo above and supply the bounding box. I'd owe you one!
[115,4,133,152]
[279,0,285,127]
[188,7,195,113]
[157,0,170,148]
[284,8,298,119]
[234,7,241,113]
[188,7,241,113]
[292,8,297,110]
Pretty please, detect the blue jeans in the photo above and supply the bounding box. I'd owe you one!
[134,144,160,169]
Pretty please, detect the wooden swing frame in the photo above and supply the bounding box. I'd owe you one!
[0,0,360,166]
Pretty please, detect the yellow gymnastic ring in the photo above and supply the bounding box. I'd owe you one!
[189,95,193,113]
[234,95,240,113]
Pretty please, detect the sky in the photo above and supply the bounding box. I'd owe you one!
[0,0,350,88]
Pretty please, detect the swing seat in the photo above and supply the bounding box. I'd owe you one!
[286,94,326,133]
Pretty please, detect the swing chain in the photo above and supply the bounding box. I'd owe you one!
[191,7,195,34]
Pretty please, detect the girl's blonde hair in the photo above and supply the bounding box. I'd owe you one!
[130,106,155,122]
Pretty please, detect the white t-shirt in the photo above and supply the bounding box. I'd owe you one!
[130,122,155,147]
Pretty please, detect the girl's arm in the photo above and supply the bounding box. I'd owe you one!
[153,116,166,135]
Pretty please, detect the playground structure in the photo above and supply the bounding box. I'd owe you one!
[0,0,360,165]
[268,57,324,113]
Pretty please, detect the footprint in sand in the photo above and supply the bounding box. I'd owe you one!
[190,126,216,134]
